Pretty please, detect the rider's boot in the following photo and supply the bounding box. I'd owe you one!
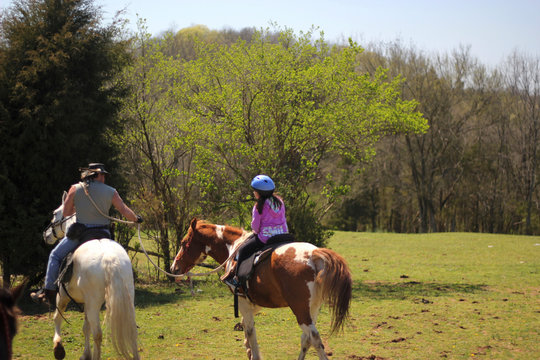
[30,288,57,307]
[221,265,239,287]
[223,274,239,288]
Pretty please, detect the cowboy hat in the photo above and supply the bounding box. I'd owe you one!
[79,163,110,179]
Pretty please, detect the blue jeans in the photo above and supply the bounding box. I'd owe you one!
[44,236,79,290]
[44,225,110,290]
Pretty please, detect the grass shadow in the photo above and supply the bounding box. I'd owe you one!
[352,280,488,300]
[17,288,85,316]
[134,277,230,308]
[18,288,182,315]
[18,279,226,315]
[134,286,183,308]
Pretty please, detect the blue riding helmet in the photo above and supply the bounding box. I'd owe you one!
[251,175,275,192]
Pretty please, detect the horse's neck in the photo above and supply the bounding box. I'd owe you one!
[0,305,13,360]
[211,226,248,264]
[63,216,76,230]
[227,231,251,256]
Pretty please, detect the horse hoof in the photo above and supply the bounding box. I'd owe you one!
[54,343,66,359]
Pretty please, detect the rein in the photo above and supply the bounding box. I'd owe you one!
[80,181,231,279]
[79,182,134,224]
[135,227,235,279]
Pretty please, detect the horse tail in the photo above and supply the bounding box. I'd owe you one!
[313,248,352,334]
[103,250,139,359]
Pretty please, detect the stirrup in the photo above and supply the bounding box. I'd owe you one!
[223,275,239,288]
[220,266,235,281]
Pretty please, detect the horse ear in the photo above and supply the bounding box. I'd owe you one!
[190,217,197,229]
[11,282,26,303]
[62,191,68,204]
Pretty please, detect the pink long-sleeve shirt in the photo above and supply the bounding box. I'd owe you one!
[251,197,288,243]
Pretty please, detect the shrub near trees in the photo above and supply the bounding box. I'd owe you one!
[181,31,426,244]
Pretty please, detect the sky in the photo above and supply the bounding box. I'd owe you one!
[2,0,540,67]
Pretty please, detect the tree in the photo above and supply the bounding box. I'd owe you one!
[175,28,426,245]
[501,52,540,234]
[115,23,199,277]
[334,42,504,234]
[0,0,129,284]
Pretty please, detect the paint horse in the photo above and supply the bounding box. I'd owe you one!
[0,283,24,360]
[171,218,352,360]
[44,194,139,360]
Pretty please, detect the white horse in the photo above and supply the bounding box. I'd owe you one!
[44,193,139,360]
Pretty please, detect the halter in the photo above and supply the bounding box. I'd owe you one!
[43,214,75,244]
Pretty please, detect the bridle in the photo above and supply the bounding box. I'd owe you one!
[43,214,75,243]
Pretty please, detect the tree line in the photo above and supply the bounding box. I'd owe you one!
[1,0,538,284]
[336,43,540,235]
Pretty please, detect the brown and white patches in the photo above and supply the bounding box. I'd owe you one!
[275,242,317,266]
[226,231,251,253]
[215,225,225,240]
[169,219,352,359]
[273,244,328,323]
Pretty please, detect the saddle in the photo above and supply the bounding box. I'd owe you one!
[56,226,111,286]
[236,233,295,295]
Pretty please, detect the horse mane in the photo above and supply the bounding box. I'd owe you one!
[191,218,250,246]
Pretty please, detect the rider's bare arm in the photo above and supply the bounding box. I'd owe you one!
[111,191,138,222]
[63,186,76,217]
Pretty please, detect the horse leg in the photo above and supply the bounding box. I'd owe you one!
[53,294,69,360]
[80,313,92,360]
[238,298,261,360]
[298,324,328,360]
[297,329,311,360]
[292,301,328,360]
[83,300,102,360]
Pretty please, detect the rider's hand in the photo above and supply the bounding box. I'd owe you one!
[136,215,143,223]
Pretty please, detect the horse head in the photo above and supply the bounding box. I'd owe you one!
[170,218,244,277]
[0,283,25,360]
[170,218,209,276]
[43,191,75,245]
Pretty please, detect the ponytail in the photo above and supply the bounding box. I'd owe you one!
[255,192,282,214]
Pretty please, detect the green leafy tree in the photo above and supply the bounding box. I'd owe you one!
[176,28,426,245]
[0,0,129,284]
[115,23,199,277]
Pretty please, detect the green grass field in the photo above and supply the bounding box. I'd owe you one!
[12,232,540,359]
